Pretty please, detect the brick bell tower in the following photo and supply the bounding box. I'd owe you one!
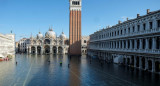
[69,0,82,56]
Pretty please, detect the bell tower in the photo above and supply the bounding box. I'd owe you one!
[69,0,82,55]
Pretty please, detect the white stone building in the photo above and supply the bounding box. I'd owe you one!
[0,33,15,57]
[88,9,160,73]
[27,28,69,55]
[81,36,90,54]
[18,38,30,53]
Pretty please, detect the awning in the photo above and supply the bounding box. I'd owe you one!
[0,54,4,58]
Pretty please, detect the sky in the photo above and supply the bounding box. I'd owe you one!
[0,0,160,41]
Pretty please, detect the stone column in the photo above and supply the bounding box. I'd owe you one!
[135,24,138,32]
[152,59,155,72]
[50,46,52,54]
[130,40,133,49]
[146,21,150,30]
[41,48,43,55]
[134,39,137,49]
[119,41,121,49]
[110,41,112,49]
[145,38,149,49]
[35,46,37,54]
[26,47,28,54]
[139,56,142,69]
[112,41,114,49]
[140,23,143,31]
[140,39,143,49]
[29,47,31,54]
[145,57,148,70]
[152,37,156,50]
[126,40,128,49]
[116,41,118,49]
[56,46,58,54]
[134,56,137,67]
[122,40,124,49]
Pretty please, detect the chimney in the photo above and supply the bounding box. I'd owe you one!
[137,14,140,18]
[147,9,150,14]
[118,20,121,24]
[126,17,128,21]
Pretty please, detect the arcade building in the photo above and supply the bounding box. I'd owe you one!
[88,9,160,73]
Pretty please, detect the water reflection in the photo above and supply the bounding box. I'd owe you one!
[0,54,159,86]
[69,56,81,86]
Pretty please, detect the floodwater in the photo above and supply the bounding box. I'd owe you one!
[0,54,159,86]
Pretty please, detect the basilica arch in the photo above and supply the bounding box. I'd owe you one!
[37,46,41,54]
[44,45,50,54]
[58,46,63,54]
[31,46,36,54]
[44,39,50,44]
[53,46,57,54]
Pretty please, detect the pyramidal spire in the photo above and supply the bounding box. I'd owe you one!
[51,25,53,31]
[49,26,50,31]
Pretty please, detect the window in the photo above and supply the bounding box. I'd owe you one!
[149,22,153,29]
[143,24,146,30]
[72,1,80,5]
[84,40,86,43]
[121,30,122,35]
[118,31,119,35]
[157,20,160,27]
[77,1,80,5]
[137,25,140,31]
[128,28,130,33]
[133,26,135,32]
[124,29,126,34]
[142,39,145,49]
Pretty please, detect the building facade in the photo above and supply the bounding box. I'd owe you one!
[69,0,82,55]
[18,38,30,53]
[81,36,89,54]
[0,33,15,57]
[88,9,160,73]
[27,28,69,55]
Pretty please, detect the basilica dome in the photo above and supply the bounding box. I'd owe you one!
[45,29,56,39]
[37,32,43,39]
[60,32,66,39]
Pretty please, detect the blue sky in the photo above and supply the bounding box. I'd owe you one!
[0,0,160,41]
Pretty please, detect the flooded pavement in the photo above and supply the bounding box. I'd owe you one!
[0,54,159,86]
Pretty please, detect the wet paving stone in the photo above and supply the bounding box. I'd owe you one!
[0,54,160,86]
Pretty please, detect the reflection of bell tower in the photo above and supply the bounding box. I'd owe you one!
[69,0,82,55]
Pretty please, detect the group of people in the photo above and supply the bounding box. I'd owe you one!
[0,57,10,61]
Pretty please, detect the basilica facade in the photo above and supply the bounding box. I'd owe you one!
[27,28,69,55]
[88,9,160,73]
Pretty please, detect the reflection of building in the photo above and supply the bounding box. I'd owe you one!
[18,38,30,53]
[15,42,19,53]
[0,33,15,57]
[81,36,89,54]
[69,0,82,55]
[27,28,69,54]
[88,9,160,73]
